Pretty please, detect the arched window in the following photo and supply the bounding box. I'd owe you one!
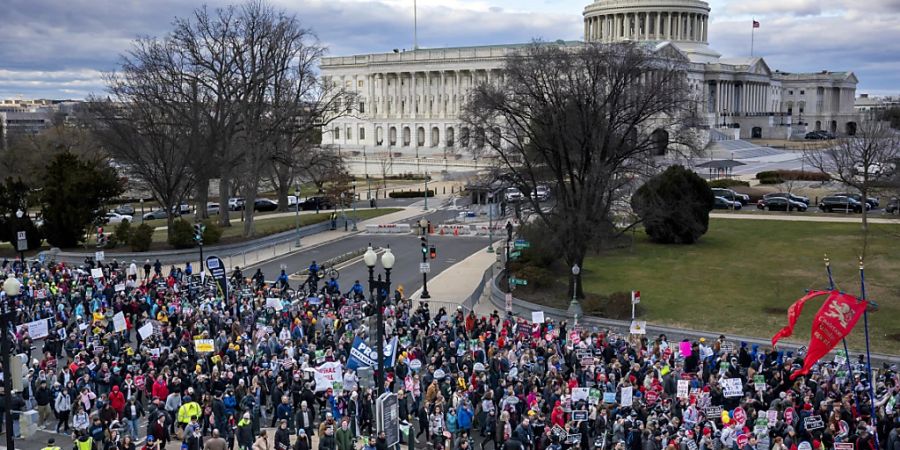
[402,127,411,146]
[417,127,425,147]
[431,127,440,147]
[446,128,455,147]
[389,127,397,146]
[460,128,470,147]
[376,126,383,146]
[651,129,668,156]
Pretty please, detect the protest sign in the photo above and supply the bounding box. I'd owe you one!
[90,268,103,279]
[733,407,747,426]
[115,283,126,292]
[621,386,633,407]
[113,312,127,332]
[266,298,283,311]
[24,319,49,339]
[767,410,778,426]
[629,320,647,334]
[603,392,617,404]
[680,341,692,358]
[571,387,589,402]
[722,378,743,397]
[677,380,689,399]
[532,311,545,323]
[754,375,766,391]
[572,410,588,422]
[347,336,399,370]
[194,339,214,353]
[312,361,344,392]
[705,406,723,418]
[804,415,824,430]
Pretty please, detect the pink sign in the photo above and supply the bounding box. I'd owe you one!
[680,341,692,358]
[736,435,749,448]
[733,407,746,426]
[784,407,795,424]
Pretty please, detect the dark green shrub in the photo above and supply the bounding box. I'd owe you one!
[128,224,154,252]
[388,190,435,198]
[707,179,750,188]
[114,221,132,244]
[201,220,223,245]
[632,165,714,244]
[512,265,557,291]
[756,170,829,183]
[582,291,645,320]
[168,219,196,249]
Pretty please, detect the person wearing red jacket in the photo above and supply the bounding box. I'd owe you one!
[109,385,126,418]
[152,377,169,401]
[550,401,565,428]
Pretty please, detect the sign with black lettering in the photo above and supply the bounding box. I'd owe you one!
[705,406,723,418]
[804,415,825,430]
[572,410,588,422]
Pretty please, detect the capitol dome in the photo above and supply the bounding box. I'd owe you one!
[583,0,721,62]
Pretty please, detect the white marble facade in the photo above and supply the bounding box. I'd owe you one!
[321,0,860,153]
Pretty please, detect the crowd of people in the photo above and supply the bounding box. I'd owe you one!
[0,256,898,450]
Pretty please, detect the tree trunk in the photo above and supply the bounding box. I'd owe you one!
[243,182,258,238]
[165,209,176,244]
[195,177,210,220]
[861,187,869,231]
[219,173,232,227]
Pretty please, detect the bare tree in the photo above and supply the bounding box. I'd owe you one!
[462,41,700,299]
[805,119,900,230]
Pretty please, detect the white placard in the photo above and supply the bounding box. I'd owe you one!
[90,268,103,279]
[531,311,545,323]
[113,312,127,332]
[621,386,633,407]
[24,319,49,339]
[723,378,743,397]
[266,298,283,311]
[95,251,105,262]
[571,387,590,402]
[419,262,431,274]
[677,379,689,399]
[138,323,154,340]
[630,320,647,334]
[115,283,126,292]
[314,361,344,392]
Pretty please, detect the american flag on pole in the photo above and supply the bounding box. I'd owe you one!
[753,20,760,28]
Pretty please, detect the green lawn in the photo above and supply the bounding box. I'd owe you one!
[535,219,900,353]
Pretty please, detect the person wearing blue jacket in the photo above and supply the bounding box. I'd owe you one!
[457,401,474,433]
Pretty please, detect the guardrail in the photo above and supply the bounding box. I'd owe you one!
[487,269,900,363]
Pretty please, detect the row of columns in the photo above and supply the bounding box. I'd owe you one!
[713,81,771,115]
[339,69,503,121]
[584,11,708,43]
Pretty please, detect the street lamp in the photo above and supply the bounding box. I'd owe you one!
[14,210,25,265]
[294,185,302,247]
[419,219,431,299]
[352,181,358,231]
[364,245,394,393]
[1,274,19,450]
[568,264,583,324]
[423,171,429,211]
[487,192,495,253]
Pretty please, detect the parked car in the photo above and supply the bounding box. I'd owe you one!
[818,196,866,213]
[852,162,893,177]
[886,198,899,214]
[288,195,300,208]
[713,196,742,210]
[206,202,220,215]
[254,198,278,212]
[142,209,168,220]
[805,130,834,140]
[530,185,550,201]
[757,197,808,212]
[104,212,133,224]
[763,192,809,205]
[504,187,524,202]
[711,188,750,205]
[114,204,135,215]
[169,203,191,215]
[228,198,245,211]
[300,196,332,211]
[833,192,878,208]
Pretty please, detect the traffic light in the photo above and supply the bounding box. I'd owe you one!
[420,236,427,256]
[429,245,436,259]
[194,223,206,244]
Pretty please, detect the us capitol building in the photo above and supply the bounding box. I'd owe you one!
[320,0,859,159]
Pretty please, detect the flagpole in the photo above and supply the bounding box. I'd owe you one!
[858,256,879,448]
[825,255,859,409]
[751,19,755,57]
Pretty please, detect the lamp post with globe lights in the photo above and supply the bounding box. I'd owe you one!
[1,274,20,450]
[364,245,395,392]
[569,264,582,324]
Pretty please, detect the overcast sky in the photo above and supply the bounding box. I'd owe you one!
[1,0,898,100]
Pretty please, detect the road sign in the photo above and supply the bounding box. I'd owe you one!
[377,393,400,447]
[514,240,531,249]
[509,251,521,259]
[419,262,431,274]
[95,251,105,262]
[509,277,528,286]
[505,293,513,312]
[16,231,27,252]
[631,290,641,304]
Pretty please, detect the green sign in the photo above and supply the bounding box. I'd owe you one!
[509,277,529,286]
[514,242,531,249]
[509,251,522,259]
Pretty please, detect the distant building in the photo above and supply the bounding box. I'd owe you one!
[855,94,900,113]
[0,98,83,149]
[320,0,859,158]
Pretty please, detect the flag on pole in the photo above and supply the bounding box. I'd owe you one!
[753,20,760,28]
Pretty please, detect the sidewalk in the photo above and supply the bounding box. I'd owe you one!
[409,240,501,312]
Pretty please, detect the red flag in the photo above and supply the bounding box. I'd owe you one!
[771,290,829,346]
[790,292,867,379]
[753,20,760,28]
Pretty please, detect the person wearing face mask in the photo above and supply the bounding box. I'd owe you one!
[319,424,337,450]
